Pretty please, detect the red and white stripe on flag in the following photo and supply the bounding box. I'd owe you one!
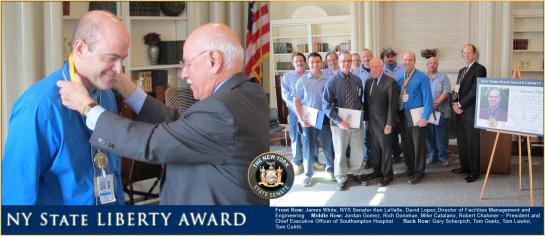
[244,1,270,83]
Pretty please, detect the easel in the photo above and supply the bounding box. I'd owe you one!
[479,66,536,206]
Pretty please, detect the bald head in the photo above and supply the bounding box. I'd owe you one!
[402,51,416,72]
[369,58,384,78]
[184,23,244,74]
[73,10,128,52]
[70,10,130,90]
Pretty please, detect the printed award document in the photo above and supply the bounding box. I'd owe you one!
[408,107,441,126]
[337,108,362,129]
[302,106,325,129]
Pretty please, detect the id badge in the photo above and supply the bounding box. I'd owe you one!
[453,84,460,93]
[402,93,409,103]
[94,174,116,204]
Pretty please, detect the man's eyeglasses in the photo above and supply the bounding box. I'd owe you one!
[180,50,210,70]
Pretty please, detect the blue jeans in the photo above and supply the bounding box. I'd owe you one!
[302,125,334,177]
[288,110,303,165]
[363,127,370,161]
[427,116,449,161]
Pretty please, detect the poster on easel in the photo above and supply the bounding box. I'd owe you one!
[475,77,543,136]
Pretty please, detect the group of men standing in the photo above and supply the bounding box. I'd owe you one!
[281,44,487,191]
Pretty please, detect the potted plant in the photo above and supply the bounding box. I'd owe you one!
[420,48,438,59]
[144,32,161,65]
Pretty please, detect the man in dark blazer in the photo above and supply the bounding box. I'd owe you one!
[451,43,487,183]
[363,58,399,187]
[57,23,269,205]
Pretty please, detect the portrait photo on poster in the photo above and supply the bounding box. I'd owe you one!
[474,78,543,136]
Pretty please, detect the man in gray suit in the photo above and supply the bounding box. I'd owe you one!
[363,58,399,187]
[57,23,269,205]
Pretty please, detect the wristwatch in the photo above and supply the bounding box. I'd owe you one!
[82,102,97,116]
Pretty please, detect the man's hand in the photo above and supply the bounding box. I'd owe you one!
[384,125,392,135]
[299,119,311,128]
[433,100,440,110]
[339,119,351,130]
[113,72,137,98]
[57,79,95,115]
[452,103,464,114]
[364,121,369,128]
[417,119,428,127]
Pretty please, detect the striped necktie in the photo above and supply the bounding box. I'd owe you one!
[345,76,354,109]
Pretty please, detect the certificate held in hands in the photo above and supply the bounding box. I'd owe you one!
[302,106,325,129]
[406,107,441,127]
[337,108,362,129]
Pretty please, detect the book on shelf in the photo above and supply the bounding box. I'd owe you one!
[130,2,161,16]
[89,1,117,15]
[62,2,70,16]
[273,42,293,54]
[158,40,184,65]
[136,70,168,93]
[513,39,529,50]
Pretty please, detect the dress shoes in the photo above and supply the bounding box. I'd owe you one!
[355,175,369,186]
[465,175,479,183]
[378,177,393,187]
[451,168,468,174]
[364,172,381,180]
[407,175,423,185]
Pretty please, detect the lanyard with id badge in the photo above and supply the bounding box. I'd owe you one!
[62,55,117,205]
[401,68,415,104]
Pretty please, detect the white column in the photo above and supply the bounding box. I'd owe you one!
[210,2,226,24]
[43,2,63,74]
[363,2,381,55]
[350,2,360,53]
[478,2,495,76]
[500,2,512,77]
[228,1,243,41]
[2,2,44,146]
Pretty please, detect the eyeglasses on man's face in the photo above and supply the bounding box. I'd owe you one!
[179,50,210,70]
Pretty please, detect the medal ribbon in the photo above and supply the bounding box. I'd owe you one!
[68,55,78,83]
[402,67,416,90]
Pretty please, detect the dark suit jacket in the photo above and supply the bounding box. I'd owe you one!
[454,62,487,121]
[363,73,399,135]
[90,73,269,205]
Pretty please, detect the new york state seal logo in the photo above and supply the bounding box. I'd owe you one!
[248,152,294,199]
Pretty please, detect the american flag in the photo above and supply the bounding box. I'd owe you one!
[244,1,270,83]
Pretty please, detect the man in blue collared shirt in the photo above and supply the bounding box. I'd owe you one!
[396,51,433,185]
[382,48,403,79]
[323,51,367,191]
[425,57,451,167]
[2,11,126,205]
[293,52,335,187]
[323,52,339,79]
[281,53,307,175]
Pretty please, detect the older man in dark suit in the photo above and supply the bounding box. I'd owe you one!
[363,58,399,186]
[57,23,269,205]
[451,43,487,183]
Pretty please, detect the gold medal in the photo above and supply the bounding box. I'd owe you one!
[93,151,108,169]
[488,118,497,127]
